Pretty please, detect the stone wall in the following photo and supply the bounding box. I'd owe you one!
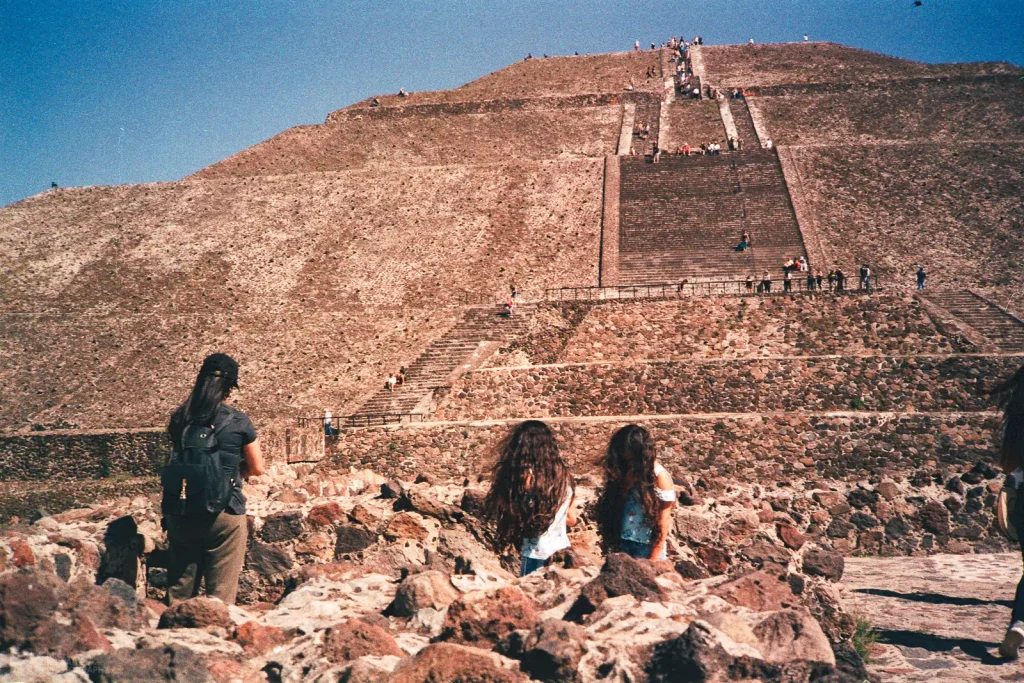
[321,412,998,484]
[435,355,1021,421]
[701,42,1020,88]
[487,294,971,368]
[791,142,1024,295]
[197,101,621,179]
[755,79,1024,146]
[353,50,666,108]
[0,159,603,430]
[0,429,169,481]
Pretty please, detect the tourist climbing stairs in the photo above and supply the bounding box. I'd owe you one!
[618,148,806,284]
[923,290,1024,352]
[344,304,530,426]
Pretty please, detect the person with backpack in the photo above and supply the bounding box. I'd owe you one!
[163,353,263,606]
[992,366,1024,658]
[482,420,577,576]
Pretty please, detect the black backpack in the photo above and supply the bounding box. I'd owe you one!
[161,423,235,517]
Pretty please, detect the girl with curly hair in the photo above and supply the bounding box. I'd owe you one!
[483,420,577,576]
[595,424,676,561]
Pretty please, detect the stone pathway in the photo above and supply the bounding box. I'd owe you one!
[841,553,1024,681]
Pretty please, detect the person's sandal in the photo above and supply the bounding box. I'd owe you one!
[999,622,1024,659]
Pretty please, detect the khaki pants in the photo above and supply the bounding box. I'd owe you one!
[165,511,248,606]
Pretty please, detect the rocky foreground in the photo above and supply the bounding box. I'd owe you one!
[0,460,1007,682]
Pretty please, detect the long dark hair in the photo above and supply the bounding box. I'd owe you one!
[595,424,662,551]
[989,365,1024,474]
[483,421,571,553]
[168,372,233,447]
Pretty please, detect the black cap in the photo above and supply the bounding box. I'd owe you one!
[200,353,239,388]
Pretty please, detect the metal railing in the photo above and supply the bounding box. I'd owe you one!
[299,412,429,432]
[545,275,881,302]
[454,292,495,306]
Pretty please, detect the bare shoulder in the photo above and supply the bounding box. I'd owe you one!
[654,462,674,489]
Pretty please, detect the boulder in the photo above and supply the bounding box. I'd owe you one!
[564,553,664,623]
[96,515,144,589]
[307,502,345,528]
[437,586,539,646]
[919,500,951,536]
[385,513,430,542]
[752,609,836,666]
[260,512,304,542]
[231,620,288,655]
[86,644,212,682]
[158,597,233,630]
[391,642,526,683]
[0,569,108,657]
[712,571,799,612]
[777,523,806,551]
[737,540,792,569]
[69,578,148,630]
[702,612,761,653]
[322,619,403,663]
[802,547,845,582]
[697,546,731,575]
[10,539,35,568]
[335,525,378,556]
[246,542,294,577]
[519,619,587,682]
[647,620,769,683]
[674,559,709,580]
[385,570,460,617]
[845,488,878,509]
[349,505,381,529]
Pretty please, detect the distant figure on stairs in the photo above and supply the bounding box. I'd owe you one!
[398,88,408,98]
[504,295,517,317]
[765,139,774,150]
[917,266,927,290]
[783,258,795,273]
[397,367,407,386]
[784,270,793,293]
[827,269,836,291]
[806,271,816,292]
[736,231,751,251]
[510,283,518,301]
[835,268,846,291]
[746,275,754,293]
[816,269,824,291]
[761,271,772,294]
[635,40,640,51]
[385,374,398,392]
[370,98,380,108]
[652,142,661,163]
[323,410,334,437]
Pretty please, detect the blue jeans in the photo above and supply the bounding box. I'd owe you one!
[520,556,546,576]
[619,538,667,561]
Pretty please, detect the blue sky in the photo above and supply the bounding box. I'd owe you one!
[2,0,1023,206]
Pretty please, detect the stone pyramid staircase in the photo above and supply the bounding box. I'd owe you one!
[923,290,1024,352]
[618,149,806,284]
[344,305,529,426]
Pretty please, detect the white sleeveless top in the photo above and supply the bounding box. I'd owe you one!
[520,485,573,560]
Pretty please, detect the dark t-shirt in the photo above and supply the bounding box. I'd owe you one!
[168,403,257,515]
